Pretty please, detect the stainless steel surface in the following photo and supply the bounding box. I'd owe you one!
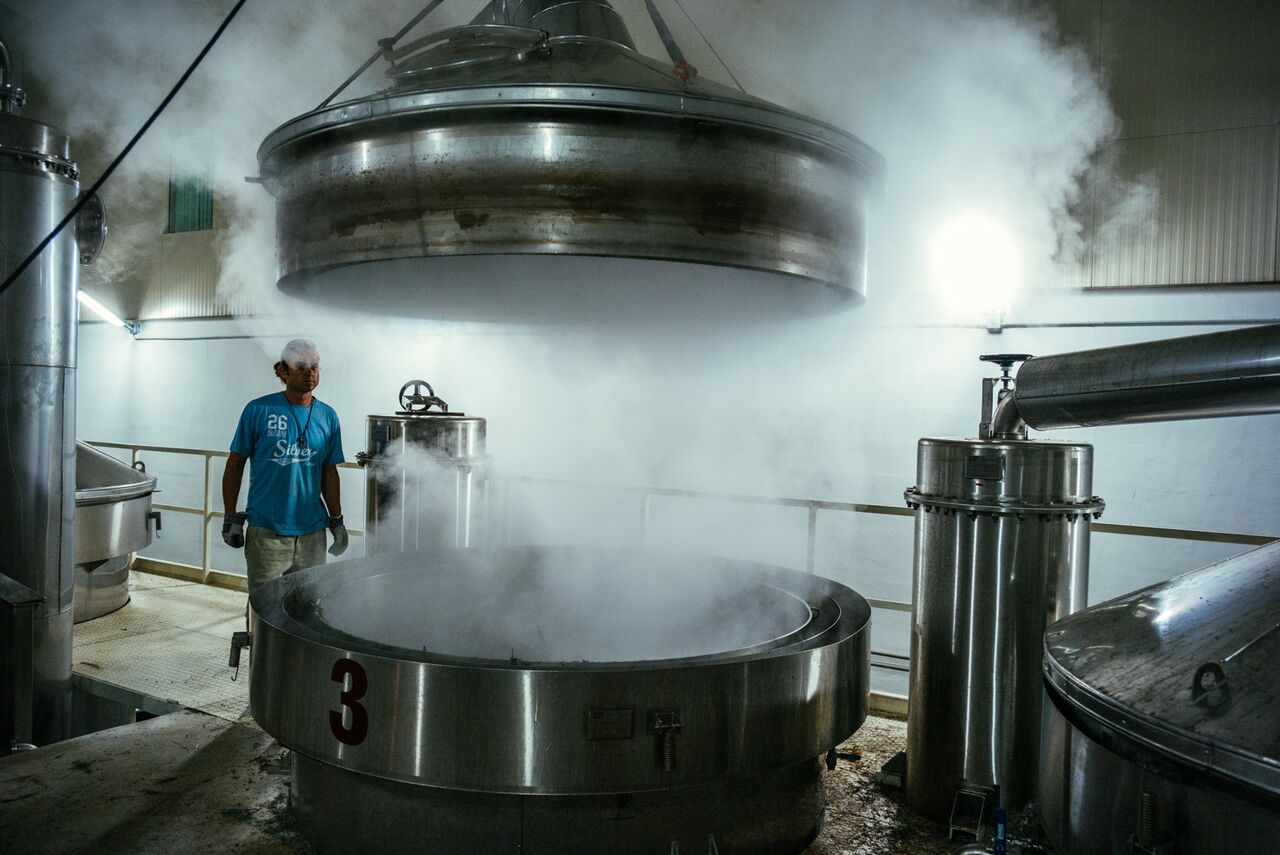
[0,98,80,745]
[291,752,825,855]
[258,3,884,320]
[1,573,42,753]
[1044,540,1280,799]
[1006,322,1280,431]
[1040,683,1280,854]
[72,442,157,623]
[74,494,155,564]
[904,438,1101,822]
[73,555,130,624]
[75,442,157,507]
[250,546,870,795]
[364,412,488,553]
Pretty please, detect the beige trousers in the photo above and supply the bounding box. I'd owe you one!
[245,525,327,594]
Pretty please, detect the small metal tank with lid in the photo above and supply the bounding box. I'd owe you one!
[73,442,161,622]
[358,381,488,554]
[903,354,1104,828]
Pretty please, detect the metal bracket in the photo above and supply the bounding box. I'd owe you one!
[978,353,1031,439]
[229,631,252,680]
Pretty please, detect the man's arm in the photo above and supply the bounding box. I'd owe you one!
[222,452,247,515]
[321,464,342,518]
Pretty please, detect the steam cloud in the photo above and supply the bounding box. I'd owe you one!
[12,0,1148,672]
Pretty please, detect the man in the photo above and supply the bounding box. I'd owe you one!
[221,339,349,598]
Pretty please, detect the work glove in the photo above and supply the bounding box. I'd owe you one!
[328,515,349,556]
[222,512,248,549]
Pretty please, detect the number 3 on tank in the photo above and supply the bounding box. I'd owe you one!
[330,657,369,746]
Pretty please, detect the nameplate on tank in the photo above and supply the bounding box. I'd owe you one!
[586,707,635,741]
[965,455,1004,481]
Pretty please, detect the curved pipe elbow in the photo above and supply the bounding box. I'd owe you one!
[990,394,1027,440]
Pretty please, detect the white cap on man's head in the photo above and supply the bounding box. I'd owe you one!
[280,338,319,366]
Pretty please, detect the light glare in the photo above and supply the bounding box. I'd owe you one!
[77,290,139,335]
[930,213,1021,318]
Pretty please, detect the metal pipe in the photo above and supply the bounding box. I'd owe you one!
[1012,323,1280,430]
[989,393,1027,439]
[0,36,12,85]
[0,35,26,114]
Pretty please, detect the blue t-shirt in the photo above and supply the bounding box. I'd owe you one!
[230,392,344,535]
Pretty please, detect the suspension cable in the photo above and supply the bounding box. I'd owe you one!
[671,0,745,92]
[315,0,448,110]
[641,0,698,81]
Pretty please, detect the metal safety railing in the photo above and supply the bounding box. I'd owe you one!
[88,441,1278,678]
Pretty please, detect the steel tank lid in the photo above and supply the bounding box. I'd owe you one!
[266,546,855,665]
[256,4,886,323]
[1044,540,1280,797]
[75,442,157,505]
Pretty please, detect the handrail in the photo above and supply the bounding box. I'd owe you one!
[87,440,1278,675]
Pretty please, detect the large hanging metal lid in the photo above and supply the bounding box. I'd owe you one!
[1044,540,1280,797]
[257,0,886,322]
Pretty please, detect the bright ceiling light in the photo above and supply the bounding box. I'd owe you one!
[77,290,139,336]
[929,212,1022,321]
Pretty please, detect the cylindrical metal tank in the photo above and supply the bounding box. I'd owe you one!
[1041,541,1280,854]
[256,2,885,322]
[904,438,1103,823]
[73,443,159,622]
[360,383,488,554]
[250,545,872,854]
[0,104,80,744]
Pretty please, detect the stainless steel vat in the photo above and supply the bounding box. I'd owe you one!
[73,443,159,623]
[249,545,872,853]
[904,438,1102,823]
[257,1,885,322]
[1041,541,1280,854]
[0,100,80,744]
[361,389,488,554]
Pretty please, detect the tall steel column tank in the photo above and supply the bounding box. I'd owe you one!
[0,46,81,745]
[358,381,488,554]
[904,357,1103,823]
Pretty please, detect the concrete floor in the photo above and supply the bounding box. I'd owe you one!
[1,569,963,854]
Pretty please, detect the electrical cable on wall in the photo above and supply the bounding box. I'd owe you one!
[0,0,250,301]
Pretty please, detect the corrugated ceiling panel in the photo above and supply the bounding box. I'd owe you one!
[1089,124,1279,289]
[1099,0,1280,138]
[138,230,225,319]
